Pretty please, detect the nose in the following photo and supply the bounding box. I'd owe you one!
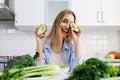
[65,23,70,29]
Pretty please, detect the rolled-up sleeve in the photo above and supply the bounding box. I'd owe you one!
[68,57,82,72]
[73,57,82,65]
[35,51,47,65]
[68,43,83,72]
[35,59,46,65]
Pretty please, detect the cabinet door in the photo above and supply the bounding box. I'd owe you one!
[71,0,101,26]
[15,0,45,26]
[101,0,120,26]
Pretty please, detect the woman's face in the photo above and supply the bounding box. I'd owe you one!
[60,13,74,38]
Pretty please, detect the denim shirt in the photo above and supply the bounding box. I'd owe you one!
[36,39,82,72]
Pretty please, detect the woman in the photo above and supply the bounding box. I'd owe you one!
[34,9,82,72]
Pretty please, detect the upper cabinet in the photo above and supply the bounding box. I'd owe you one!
[15,0,45,26]
[101,0,120,26]
[45,0,70,26]
[71,0,100,26]
[14,0,70,30]
[71,0,120,26]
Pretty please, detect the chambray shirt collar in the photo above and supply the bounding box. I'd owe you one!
[63,39,69,49]
[44,39,70,49]
[44,39,51,49]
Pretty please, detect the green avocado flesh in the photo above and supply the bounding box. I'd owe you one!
[69,22,79,32]
[37,24,47,36]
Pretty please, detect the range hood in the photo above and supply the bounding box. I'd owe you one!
[0,0,14,21]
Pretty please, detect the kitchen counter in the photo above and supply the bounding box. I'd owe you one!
[1,71,120,80]
[101,59,120,63]
[82,58,120,63]
[1,68,120,80]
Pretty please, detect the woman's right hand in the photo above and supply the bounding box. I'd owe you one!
[34,28,46,46]
[34,28,46,61]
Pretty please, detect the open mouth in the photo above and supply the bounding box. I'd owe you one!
[62,28,69,33]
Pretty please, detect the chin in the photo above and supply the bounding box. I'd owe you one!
[62,35,67,38]
[61,32,68,38]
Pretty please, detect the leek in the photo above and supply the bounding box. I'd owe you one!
[0,64,61,80]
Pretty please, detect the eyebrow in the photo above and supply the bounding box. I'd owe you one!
[63,17,74,23]
[63,18,68,21]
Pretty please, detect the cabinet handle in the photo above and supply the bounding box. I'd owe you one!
[15,20,18,23]
[101,11,104,23]
[97,11,100,23]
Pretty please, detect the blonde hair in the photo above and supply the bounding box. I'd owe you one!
[46,9,76,52]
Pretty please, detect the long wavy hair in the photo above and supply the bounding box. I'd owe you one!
[46,9,76,52]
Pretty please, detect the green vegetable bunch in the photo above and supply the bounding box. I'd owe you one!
[108,63,119,77]
[116,65,120,76]
[65,58,110,80]
[0,64,61,80]
[5,54,36,69]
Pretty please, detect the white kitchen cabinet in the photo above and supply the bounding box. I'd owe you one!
[71,0,101,26]
[15,0,45,26]
[101,0,120,26]
[45,0,70,26]
[71,0,120,26]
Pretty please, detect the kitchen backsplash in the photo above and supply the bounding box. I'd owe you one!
[0,21,120,59]
[81,30,120,59]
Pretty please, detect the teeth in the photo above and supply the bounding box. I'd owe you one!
[63,29,68,33]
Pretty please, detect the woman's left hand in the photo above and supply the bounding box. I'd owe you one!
[71,26,82,58]
[71,26,82,42]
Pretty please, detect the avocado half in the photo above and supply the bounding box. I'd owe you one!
[37,24,47,37]
[69,22,79,32]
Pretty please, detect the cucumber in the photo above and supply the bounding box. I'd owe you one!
[37,24,47,37]
[69,22,79,32]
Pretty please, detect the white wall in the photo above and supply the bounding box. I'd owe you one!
[0,21,36,56]
[0,21,120,58]
[80,30,120,59]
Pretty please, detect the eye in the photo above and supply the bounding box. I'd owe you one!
[63,20,66,23]
[63,19,68,23]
